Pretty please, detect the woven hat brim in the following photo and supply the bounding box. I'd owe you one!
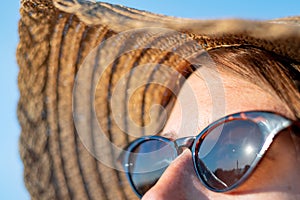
[18,1,300,199]
[53,0,300,63]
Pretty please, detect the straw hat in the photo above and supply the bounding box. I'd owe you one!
[17,0,300,199]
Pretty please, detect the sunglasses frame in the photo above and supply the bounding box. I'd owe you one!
[121,111,294,198]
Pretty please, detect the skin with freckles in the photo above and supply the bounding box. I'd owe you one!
[141,67,300,200]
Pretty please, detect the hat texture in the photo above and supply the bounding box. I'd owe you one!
[17,0,300,199]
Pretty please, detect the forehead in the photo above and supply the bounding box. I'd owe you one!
[161,66,293,138]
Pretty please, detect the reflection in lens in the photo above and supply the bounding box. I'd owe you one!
[128,139,176,195]
[197,120,263,190]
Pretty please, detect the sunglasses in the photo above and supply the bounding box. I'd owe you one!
[119,111,298,198]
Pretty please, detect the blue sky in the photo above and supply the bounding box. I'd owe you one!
[0,0,299,199]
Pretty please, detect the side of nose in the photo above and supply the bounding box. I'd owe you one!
[141,149,210,200]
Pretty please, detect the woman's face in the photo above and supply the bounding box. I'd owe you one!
[141,67,300,200]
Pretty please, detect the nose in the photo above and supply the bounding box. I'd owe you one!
[141,149,210,200]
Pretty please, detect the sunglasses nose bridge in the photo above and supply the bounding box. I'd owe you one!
[174,136,196,153]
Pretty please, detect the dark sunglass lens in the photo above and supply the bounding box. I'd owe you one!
[197,120,263,191]
[128,139,176,196]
